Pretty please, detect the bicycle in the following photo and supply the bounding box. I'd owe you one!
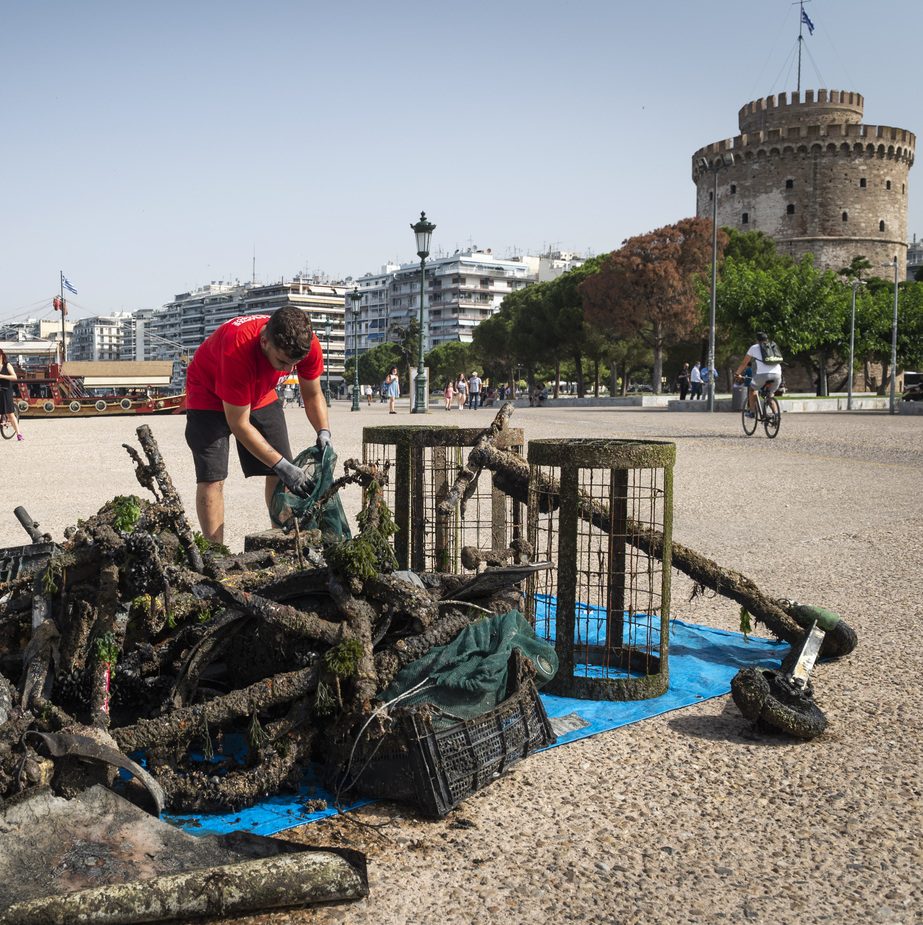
[0,410,17,440]
[740,380,781,438]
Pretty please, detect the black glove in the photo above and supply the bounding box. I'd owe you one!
[272,457,311,498]
[316,428,332,451]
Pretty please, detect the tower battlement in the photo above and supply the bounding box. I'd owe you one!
[693,89,915,277]
[739,89,864,133]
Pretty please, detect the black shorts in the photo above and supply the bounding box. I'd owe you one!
[185,401,292,483]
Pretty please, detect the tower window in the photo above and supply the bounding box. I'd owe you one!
[879,220,885,232]
[730,184,736,194]
[709,190,713,201]
[785,179,794,189]
[742,212,749,224]
[842,211,848,222]
[886,180,892,190]
[786,204,795,215]
[860,177,867,188]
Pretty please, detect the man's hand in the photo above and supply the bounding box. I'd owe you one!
[272,457,311,498]
[316,429,332,450]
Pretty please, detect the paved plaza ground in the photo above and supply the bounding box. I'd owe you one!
[1,401,920,924]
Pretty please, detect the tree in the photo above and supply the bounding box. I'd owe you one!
[426,341,472,390]
[388,319,421,384]
[580,218,717,393]
[345,342,403,392]
[838,255,873,281]
[544,259,603,397]
[716,252,845,394]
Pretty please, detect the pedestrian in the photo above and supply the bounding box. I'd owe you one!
[385,367,400,414]
[690,361,703,399]
[184,306,331,545]
[0,348,24,441]
[700,362,718,399]
[468,371,482,409]
[677,363,690,401]
[443,379,455,410]
[455,373,467,410]
[363,383,373,405]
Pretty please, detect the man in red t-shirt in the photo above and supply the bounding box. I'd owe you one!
[184,305,331,543]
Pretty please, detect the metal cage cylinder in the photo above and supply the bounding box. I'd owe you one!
[363,425,525,574]
[525,438,674,701]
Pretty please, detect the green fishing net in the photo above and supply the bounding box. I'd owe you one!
[379,609,558,728]
[269,444,352,543]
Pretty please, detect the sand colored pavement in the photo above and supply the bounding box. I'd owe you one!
[1,401,920,924]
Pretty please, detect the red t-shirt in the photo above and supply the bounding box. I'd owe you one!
[185,315,324,411]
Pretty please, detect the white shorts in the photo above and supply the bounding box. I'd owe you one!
[750,373,781,394]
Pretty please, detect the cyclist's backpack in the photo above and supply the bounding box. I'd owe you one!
[760,340,784,364]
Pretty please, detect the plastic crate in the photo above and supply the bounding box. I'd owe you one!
[0,542,57,585]
[335,651,556,817]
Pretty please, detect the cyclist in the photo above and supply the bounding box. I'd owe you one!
[735,332,782,418]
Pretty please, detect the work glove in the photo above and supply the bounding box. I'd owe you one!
[316,429,332,450]
[272,457,311,498]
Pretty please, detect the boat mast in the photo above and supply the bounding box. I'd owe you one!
[58,270,67,364]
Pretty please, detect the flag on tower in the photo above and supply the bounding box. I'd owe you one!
[62,275,78,294]
[801,8,815,35]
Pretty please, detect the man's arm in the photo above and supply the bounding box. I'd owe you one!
[735,353,755,378]
[223,402,285,467]
[299,376,330,435]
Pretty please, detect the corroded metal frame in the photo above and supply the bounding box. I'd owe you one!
[362,425,525,573]
[526,438,675,701]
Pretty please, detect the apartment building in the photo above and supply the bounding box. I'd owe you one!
[68,312,132,361]
[352,248,536,354]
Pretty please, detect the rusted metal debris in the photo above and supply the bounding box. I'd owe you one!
[0,424,541,821]
[0,785,368,923]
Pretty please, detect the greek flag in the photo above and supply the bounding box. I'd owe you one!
[63,275,78,295]
[801,8,815,35]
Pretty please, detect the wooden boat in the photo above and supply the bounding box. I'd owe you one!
[12,361,186,418]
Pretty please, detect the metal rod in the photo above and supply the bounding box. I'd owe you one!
[890,257,899,415]
[707,167,719,412]
[847,281,858,411]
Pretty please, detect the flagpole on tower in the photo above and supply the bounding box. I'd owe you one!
[794,0,815,95]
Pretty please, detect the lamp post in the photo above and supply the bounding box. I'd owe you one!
[847,279,863,411]
[889,256,899,415]
[411,211,435,414]
[698,153,734,411]
[349,287,362,412]
[322,317,332,407]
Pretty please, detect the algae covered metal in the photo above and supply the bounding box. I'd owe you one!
[526,438,675,701]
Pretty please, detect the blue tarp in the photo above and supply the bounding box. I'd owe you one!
[167,617,787,837]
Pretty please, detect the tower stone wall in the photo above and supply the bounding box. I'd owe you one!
[693,90,915,276]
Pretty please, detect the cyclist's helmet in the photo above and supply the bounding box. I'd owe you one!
[756,331,769,343]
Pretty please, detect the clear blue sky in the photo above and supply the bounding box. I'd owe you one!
[1,0,919,322]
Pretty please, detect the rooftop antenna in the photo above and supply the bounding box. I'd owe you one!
[251,245,256,285]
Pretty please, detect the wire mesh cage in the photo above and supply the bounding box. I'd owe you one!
[525,438,675,701]
[362,425,525,573]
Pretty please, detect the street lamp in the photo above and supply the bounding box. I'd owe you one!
[698,153,734,411]
[411,211,435,414]
[847,279,864,411]
[322,316,332,407]
[889,256,899,415]
[349,287,362,412]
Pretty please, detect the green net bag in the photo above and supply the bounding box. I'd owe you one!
[269,444,352,543]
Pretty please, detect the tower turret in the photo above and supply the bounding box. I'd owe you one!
[693,89,915,276]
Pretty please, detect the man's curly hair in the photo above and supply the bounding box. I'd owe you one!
[265,305,314,359]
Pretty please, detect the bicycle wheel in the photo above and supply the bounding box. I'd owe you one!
[741,404,758,436]
[763,398,781,438]
[0,415,13,440]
